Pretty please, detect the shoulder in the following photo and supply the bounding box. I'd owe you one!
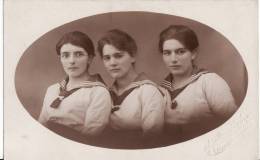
[45,83,60,93]
[92,85,109,93]
[42,83,60,104]
[83,85,110,97]
[139,81,160,91]
[139,83,164,98]
[133,78,166,97]
[198,72,230,87]
[196,72,233,97]
[200,72,225,81]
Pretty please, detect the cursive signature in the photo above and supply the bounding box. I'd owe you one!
[204,111,251,156]
[204,132,231,156]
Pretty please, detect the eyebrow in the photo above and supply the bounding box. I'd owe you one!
[175,48,187,51]
[163,47,186,51]
[103,51,125,57]
[114,52,124,55]
[61,51,70,54]
[74,51,85,54]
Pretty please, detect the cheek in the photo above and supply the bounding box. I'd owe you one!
[102,61,110,69]
[122,59,133,69]
[162,56,170,64]
[126,62,133,70]
[181,56,193,65]
[78,59,88,68]
[60,60,67,67]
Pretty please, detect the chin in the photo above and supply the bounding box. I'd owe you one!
[68,72,83,78]
[109,72,121,79]
[111,75,120,79]
[170,71,184,76]
[68,74,79,78]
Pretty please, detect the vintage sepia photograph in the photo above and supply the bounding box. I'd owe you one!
[14,12,247,149]
[4,0,258,160]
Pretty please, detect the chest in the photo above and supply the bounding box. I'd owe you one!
[165,82,213,124]
[45,88,92,117]
[110,88,143,129]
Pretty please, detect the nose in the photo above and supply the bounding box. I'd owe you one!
[68,55,76,64]
[108,57,117,66]
[170,52,178,63]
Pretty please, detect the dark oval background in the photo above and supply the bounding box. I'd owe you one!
[15,11,248,148]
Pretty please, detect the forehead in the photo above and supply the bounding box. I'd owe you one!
[102,44,122,56]
[60,43,86,52]
[163,39,185,50]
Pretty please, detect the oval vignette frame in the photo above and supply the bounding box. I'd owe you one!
[14,11,248,149]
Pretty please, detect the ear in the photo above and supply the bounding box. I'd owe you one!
[87,56,94,64]
[191,48,198,60]
[58,55,62,62]
[131,56,136,64]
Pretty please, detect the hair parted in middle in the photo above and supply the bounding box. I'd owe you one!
[56,31,95,58]
[159,25,199,53]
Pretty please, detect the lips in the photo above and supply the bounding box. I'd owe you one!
[68,67,78,70]
[110,68,121,73]
[169,65,181,69]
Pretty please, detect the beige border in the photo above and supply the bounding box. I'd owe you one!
[4,0,258,159]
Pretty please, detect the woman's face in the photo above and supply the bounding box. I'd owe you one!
[102,44,135,79]
[60,43,91,78]
[162,39,196,77]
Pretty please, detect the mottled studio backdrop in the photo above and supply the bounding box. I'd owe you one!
[15,12,247,119]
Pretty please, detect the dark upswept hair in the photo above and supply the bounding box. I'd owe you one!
[56,31,95,57]
[97,29,137,57]
[159,25,199,53]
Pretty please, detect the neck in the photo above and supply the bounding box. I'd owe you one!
[115,68,138,91]
[172,67,194,86]
[67,72,90,89]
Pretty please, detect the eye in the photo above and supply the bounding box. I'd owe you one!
[102,55,110,61]
[74,51,85,57]
[60,52,70,58]
[114,53,124,59]
[162,50,171,56]
[176,48,188,55]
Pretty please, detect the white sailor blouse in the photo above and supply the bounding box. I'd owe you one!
[99,73,165,149]
[161,69,238,142]
[108,73,165,136]
[38,74,112,137]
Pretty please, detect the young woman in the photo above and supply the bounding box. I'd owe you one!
[97,29,165,149]
[159,25,238,144]
[38,31,111,145]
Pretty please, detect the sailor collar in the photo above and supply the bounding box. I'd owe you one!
[161,67,209,92]
[109,73,157,96]
[109,73,162,113]
[161,67,209,110]
[59,74,107,91]
[50,74,106,109]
